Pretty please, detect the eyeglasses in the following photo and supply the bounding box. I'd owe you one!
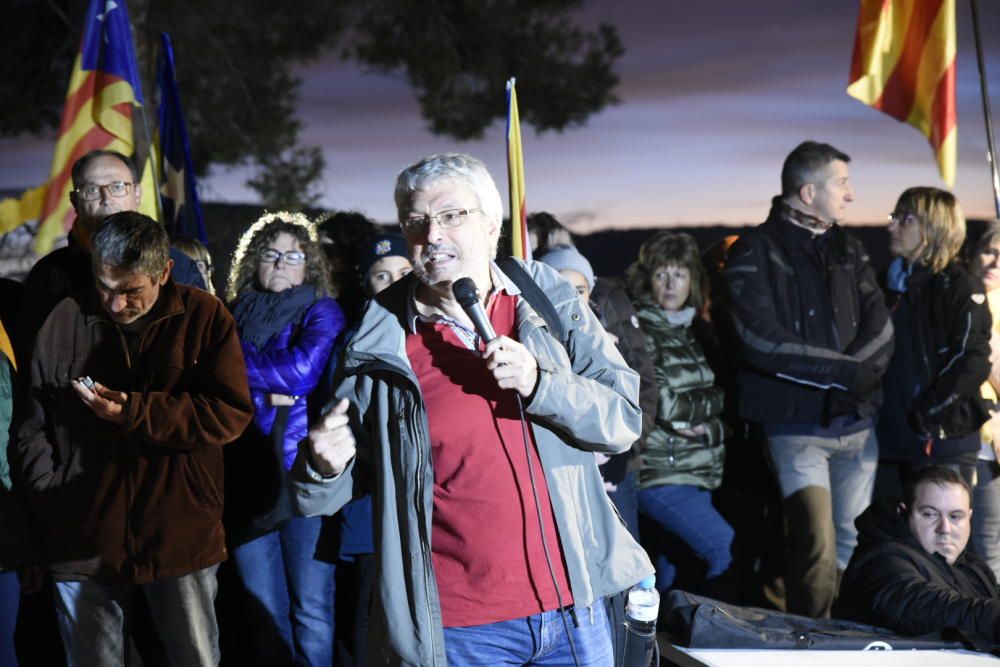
[401,207,482,234]
[75,181,133,201]
[888,212,920,227]
[259,249,306,265]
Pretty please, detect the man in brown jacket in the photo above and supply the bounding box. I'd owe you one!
[14,211,253,666]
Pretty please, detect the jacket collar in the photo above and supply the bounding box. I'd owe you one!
[84,276,186,326]
[636,298,695,328]
[345,260,530,376]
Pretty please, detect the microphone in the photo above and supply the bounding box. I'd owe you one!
[452,278,496,343]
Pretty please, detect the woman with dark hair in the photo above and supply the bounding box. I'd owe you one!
[964,219,1000,578]
[224,212,345,666]
[877,188,992,499]
[626,230,734,598]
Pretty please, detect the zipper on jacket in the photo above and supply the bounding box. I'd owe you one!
[111,324,138,571]
[355,357,441,663]
[409,399,440,664]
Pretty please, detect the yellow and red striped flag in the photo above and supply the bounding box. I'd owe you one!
[847,0,957,186]
[25,0,147,254]
[506,78,531,260]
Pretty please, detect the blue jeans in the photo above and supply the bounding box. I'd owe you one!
[607,470,640,542]
[973,458,1000,579]
[637,484,734,593]
[53,565,219,667]
[0,570,18,667]
[232,516,334,667]
[443,601,613,666]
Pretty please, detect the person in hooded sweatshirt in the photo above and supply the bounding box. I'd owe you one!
[835,465,1000,641]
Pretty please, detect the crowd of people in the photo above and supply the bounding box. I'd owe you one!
[1,142,1000,666]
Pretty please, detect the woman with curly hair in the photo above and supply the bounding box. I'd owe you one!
[626,230,734,598]
[224,212,345,666]
[877,187,992,498]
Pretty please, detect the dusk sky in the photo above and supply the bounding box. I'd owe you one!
[2,1,999,234]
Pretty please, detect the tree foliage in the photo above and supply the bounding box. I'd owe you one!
[348,0,623,139]
[2,0,622,208]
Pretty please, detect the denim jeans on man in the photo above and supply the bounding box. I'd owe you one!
[53,564,219,667]
[443,600,612,666]
[765,426,877,618]
[232,515,334,667]
[637,483,734,595]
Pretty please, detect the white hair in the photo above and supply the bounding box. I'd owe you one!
[394,153,504,227]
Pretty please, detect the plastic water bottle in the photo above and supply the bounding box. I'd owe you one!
[622,575,658,666]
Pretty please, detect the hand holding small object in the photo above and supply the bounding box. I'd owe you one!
[73,377,128,424]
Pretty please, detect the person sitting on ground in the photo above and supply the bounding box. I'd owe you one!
[834,465,1000,641]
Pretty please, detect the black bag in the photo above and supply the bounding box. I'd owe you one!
[662,590,968,651]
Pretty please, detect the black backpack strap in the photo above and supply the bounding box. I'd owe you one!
[497,256,566,346]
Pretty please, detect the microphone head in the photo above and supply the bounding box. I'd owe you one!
[452,278,481,308]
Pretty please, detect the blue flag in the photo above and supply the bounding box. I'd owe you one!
[156,32,207,243]
[80,0,144,102]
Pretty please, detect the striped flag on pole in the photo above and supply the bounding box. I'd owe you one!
[506,78,531,260]
[33,0,148,253]
[847,0,957,186]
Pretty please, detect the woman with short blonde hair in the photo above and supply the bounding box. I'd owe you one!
[878,188,992,498]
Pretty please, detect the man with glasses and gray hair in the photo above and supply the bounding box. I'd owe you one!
[14,210,252,666]
[291,153,652,665]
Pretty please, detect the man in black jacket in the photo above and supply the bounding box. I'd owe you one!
[724,141,894,618]
[835,466,1000,641]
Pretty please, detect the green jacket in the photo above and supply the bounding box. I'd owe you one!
[291,260,654,666]
[635,302,726,490]
[0,354,31,570]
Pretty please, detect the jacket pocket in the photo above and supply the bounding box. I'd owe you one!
[142,345,189,391]
[184,453,223,516]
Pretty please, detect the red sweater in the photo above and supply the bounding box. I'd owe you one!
[405,292,573,627]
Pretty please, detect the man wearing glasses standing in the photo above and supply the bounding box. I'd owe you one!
[19,150,143,361]
[15,211,251,666]
[723,141,894,618]
[291,153,652,665]
[19,150,207,364]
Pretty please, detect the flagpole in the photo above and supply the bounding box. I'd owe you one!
[137,83,164,224]
[970,0,1000,217]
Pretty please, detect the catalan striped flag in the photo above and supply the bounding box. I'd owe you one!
[33,0,146,253]
[156,33,207,244]
[506,78,530,260]
[847,0,957,186]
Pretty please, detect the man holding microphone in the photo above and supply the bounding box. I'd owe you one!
[291,153,652,665]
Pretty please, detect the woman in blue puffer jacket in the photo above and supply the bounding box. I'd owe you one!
[224,212,344,667]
